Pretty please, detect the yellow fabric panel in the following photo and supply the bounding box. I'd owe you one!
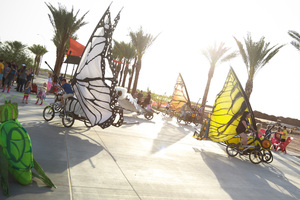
[208,68,255,142]
[169,74,190,113]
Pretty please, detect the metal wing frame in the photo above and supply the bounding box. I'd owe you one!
[72,5,123,128]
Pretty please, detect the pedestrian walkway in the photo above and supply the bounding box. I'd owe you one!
[0,75,300,200]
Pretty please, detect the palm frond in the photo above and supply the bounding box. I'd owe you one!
[221,51,238,63]
[288,30,300,42]
[260,44,285,67]
[233,36,249,71]
[291,41,300,51]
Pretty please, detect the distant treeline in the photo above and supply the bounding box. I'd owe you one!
[254,111,300,127]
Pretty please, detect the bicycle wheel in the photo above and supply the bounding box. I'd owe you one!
[43,106,55,121]
[177,117,182,123]
[84,120,92,127]
[226,143,238,157]
[144,113,153,120]
[194,120,200,126]
[249,149,263,164]
[185,120,191,125]
[262,150,273,163]
[62,112,75,128]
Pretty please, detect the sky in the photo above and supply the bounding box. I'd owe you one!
[1,0,300,120]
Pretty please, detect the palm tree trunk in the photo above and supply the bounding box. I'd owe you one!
[121,64,129,87]
[53,35,68,82]
[127,66,134,93]
[115,63,121,79]
[53,54,65,83]
[245,78,253,99]
[131,58,141,95]
[35,56,41,76]
[118,63,125,86]
[128,58,137,93]
[200,64,215,116]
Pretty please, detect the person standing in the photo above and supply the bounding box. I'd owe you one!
[36,83,47,105]
[281,126,288,142]
[2,62,10,89]
[47,73,53,93]
[16,64,27,92]
[0,59,4,88]
[2,63,17,93]
[59,74,64,83]
[26,69,34,85]
[22,81,32,104]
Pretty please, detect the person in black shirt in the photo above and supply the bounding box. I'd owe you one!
[137,90,143,105]
[236,111,255,146]
[142,91,151,108]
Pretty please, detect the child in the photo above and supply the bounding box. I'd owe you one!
[22,81,31,104]
[256,123,264,138]
[36,83,47,105]
[281,126,288,142]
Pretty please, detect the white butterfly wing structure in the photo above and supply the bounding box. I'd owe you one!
[72,6,123,128]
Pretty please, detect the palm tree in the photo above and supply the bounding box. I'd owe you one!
[113,40,136,87]
[288,30,300,51]
[46,3,88,81]
[234,33,284,98]
[129,27,159,95]
[120,43,136,87]
[201,42,237,116]
[28,44,48,75]
[0,41,27,62]
[0,41,32,67]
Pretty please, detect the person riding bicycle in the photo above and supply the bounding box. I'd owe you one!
[236,111,256,148]
[166,101,170,110]
[137,90,143,105]
[142,91,151,108]
[57,78,74,107]
[180,103,190,120]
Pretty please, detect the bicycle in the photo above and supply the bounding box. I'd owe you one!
[162,108,174,117]
[177,111,201,126]
[43,92,92,128]
[225,131,273,164]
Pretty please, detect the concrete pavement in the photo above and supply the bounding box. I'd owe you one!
[0,75,300,199]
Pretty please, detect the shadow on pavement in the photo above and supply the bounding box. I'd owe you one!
[198,148,300,199]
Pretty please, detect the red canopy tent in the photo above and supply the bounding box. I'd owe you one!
[67,37,85,57]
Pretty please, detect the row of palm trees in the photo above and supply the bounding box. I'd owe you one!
[46,3,158,95]
[0,41,47,75]
[44,3,300,117]
[112,28,159,94]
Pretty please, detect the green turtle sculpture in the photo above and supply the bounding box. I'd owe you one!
[0,96,56,196]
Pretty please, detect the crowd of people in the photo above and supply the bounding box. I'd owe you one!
[0,59,74,107]
[0,60,34,94]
